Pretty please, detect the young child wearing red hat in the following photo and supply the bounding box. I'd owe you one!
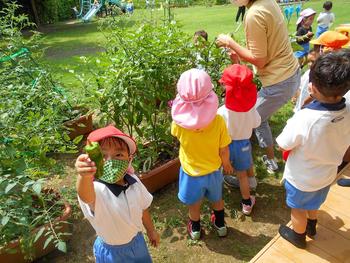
[75,125,159,262]
[171,68,234,240]
[217,64,261,215]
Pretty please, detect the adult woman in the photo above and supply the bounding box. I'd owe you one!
[217,0,300,174]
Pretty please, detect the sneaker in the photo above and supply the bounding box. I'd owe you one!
[262,155,279,174]
[187,220,201,240]
[279,225,306,249]
[241,196,256,216]
[223,175,257,191]
[210,212,227,237]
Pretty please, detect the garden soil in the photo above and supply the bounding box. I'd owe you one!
[36,155,290,263]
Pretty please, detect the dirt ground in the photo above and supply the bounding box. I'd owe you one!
[36,154,290,263]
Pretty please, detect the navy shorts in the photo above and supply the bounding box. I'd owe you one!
[229,139,253,171]
[93,232,152,263]
[178,167,223,205]
[284,180,331,210]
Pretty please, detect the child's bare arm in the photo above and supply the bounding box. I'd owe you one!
[75,154,96,210]
[219,146,234,175]
[142,209,160,247]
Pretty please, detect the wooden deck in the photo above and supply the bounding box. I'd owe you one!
[251,163,350,263]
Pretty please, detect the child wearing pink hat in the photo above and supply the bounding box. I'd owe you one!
[295,8,317,67]
[75,126,159,262]
[217,64,261,215]
[171,68,234,240]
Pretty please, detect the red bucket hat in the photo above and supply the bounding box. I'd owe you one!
[219,64,257,112]
[87,125,137,155]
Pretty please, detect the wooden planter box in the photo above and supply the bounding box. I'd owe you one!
[139,158,180,193]
[64,113,93,140]
[0,202,72,263]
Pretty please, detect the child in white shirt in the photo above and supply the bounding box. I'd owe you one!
[277,50,350,249]
[75,125,159,262]
[218,64,261,215]
[316,1,335,38]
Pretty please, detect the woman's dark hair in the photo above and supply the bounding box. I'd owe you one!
[310,49,350,97]
[323,1,332,11]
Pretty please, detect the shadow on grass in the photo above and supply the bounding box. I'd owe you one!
[203,227,270,261]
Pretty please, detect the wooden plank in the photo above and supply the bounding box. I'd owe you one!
[307,224,350,262]
[251,245,295,263]
[273,236,341,263]
[250,234,280,262]
[317,209,350,240]
[322,190,350,218]
[338,163,350,177]
[330,182,350,198]
[251,166,350,263]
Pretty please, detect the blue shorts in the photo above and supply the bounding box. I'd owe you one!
[229,139,253,171]
[294,42,310,59]
[284,180,331,210]
[316,26,328,38]
[178,167,223,205]
[93,232,152,263]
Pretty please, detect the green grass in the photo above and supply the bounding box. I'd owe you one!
[42,0,350,89]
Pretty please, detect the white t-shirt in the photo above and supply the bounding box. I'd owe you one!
[294,69,310,112]
[345,91,350,102]
[317,12,335,28]
[217,105,261,140]
[78,174,153,245]
[277,99,350,192]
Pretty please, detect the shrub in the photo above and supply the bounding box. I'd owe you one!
[0,3,76,258]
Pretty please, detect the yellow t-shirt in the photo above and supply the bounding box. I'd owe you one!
[245,0,299,87]
[171,115,231,176]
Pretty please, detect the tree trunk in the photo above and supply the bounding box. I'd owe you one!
[30,0,40,26]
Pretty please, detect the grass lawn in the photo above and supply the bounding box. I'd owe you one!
[42,0,350,91]
[37,1,349,262]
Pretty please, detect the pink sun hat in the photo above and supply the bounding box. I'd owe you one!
[171,68,219,130]
[296,8,316,26]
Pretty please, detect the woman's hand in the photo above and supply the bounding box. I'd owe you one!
[216,34,233,48]
[227,49,240,64]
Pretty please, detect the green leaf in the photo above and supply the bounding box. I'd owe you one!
[43,235,54,249]
[32,183,42,195]
[57,241,67,253]
[34,227,45,242]
[5,182,17,193]
[1,216,10,226]
[73,135,83,144]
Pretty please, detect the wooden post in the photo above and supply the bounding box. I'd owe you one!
[30,0,40,26]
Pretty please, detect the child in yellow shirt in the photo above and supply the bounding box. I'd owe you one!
[171,68,233,240]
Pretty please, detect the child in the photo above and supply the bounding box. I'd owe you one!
[276,50,350,249]
[217,64,261,215]
[126,0,134,14]
[293,31,349,112]
[295,8,316,67]
[316,1,335,38]
[171,68,234,240]
[75,125,160,262]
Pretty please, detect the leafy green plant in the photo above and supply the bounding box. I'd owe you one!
[0,3,76,259]
[75,17,195,172]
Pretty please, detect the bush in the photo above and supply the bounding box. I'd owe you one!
[71,15,231,172]
[0,3,77,258]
